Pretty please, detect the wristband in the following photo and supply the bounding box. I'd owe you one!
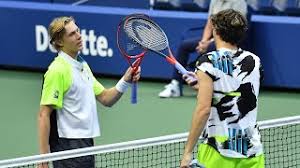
[115,78,130,93]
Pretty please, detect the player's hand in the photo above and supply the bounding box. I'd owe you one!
[180,152,193,168]
[123,66,141,83]
[196,40,211,54]
[183,72,199,90]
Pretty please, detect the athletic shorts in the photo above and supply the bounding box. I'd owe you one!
[197,143,265,168]
[50,138,95,168]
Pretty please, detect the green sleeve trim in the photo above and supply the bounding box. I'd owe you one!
[214,136,229,143]
[93,78,105,96]
[224,92,241,97]
[40,57,72,109]
[213,91,241,105]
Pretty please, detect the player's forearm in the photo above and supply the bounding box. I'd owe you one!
[38,113,51,154]
[184,107,210,154]
[97,78,130,106]
[201,19,213,42]
[97,88,123,107]
[105,88,123,106]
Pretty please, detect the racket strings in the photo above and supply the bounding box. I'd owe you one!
[118,26,145,59]
[125,22,161,47]
[137,28,166,50]
[130,24,166,50]
[124,19,168,51]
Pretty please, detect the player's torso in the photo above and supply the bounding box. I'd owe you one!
[202,49,263,158]
[54,53,100,138]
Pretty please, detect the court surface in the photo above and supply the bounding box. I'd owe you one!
[0,69,299,160]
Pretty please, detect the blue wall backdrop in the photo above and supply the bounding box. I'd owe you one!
[0,1,204,79]
[0,1,300,88]
[251,15,300,88]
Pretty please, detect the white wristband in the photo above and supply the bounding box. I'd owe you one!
[115,78,130,93]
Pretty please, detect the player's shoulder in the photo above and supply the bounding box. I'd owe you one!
[239,49,259,58]
[238,50,261,62]
[195,52,214,67]
[46,56,71,76]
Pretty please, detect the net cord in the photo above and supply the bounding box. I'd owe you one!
[1,115,300,167]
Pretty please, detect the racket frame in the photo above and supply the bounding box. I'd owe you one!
[117,15,147,104]
[123,14,198,85]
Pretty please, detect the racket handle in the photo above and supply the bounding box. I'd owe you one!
[174,62,188,74]
[131,82,137,104]
[174,62,198,86]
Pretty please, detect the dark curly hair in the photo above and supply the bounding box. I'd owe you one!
[211,9,248,46]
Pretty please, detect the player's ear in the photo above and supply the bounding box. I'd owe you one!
[56,39,63,47]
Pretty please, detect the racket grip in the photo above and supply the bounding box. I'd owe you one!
[174,62,188,74]
[174,62,198,86]
[131,82,137,104]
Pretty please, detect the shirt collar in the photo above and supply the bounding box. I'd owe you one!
[58,51,84,71]
[217,47,238,54]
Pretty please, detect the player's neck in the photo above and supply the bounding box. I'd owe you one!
[215,39,238,51]
[62,49,78,59]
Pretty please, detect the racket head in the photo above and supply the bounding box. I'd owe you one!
[117,15,146,67]
[117,15,147,104]
[122,14,169,53]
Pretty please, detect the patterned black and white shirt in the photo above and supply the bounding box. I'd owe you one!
[196,48,264,158]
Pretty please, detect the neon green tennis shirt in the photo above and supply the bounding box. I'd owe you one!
[40,51,104,138]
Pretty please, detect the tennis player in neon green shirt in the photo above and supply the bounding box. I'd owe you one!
[180,9,265,168]
[38,16,140,168]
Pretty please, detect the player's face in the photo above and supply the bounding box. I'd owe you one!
[61,21,83,54]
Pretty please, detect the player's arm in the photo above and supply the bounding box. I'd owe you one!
[201,0,214,42]
[196,0,215,54]
[180,70,213,167]
[96,67,140,107]
[38,66,66,157]
[196,19,214,54]
[37,105,52,168]
[201,18,213,42]
[96,88,123,107]
[38,105,53,154]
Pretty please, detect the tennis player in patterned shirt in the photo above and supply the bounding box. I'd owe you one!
[180,9,265,168]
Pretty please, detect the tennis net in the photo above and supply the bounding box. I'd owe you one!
[0,115,299,168]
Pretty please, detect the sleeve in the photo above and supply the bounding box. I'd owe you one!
[93,77,105,96]
[40,69,65,109]
[195,54,216,79]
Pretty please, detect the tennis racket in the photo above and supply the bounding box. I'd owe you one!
[122,14,197,86]
[117,14,146,104]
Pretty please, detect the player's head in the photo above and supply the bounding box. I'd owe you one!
[48,16,82,53]
[211,9,248,46]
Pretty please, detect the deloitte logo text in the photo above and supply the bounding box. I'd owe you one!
[35,25,113,57]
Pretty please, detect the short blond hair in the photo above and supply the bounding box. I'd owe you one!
[48,16,74,50]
